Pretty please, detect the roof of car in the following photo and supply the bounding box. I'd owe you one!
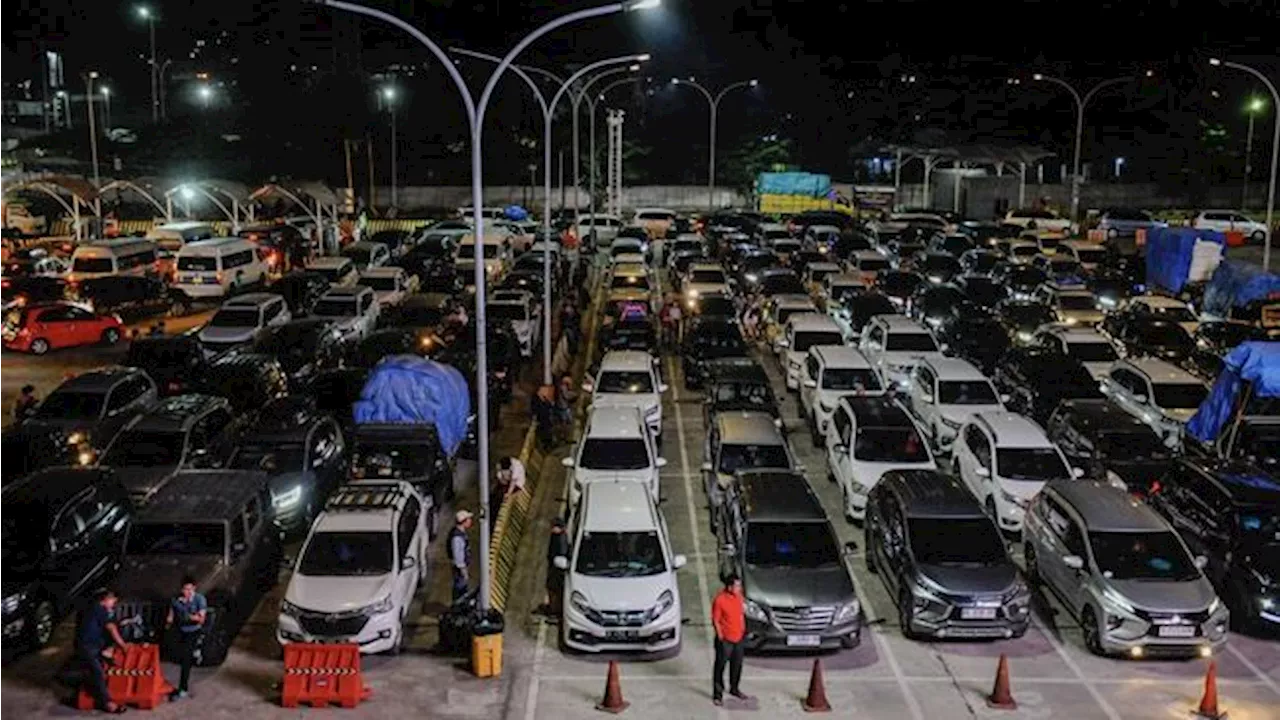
[222,292,279,308]
[707,360,768,383]
[1055,399,1153,433]
[598,350,656,372]
[972,411,1052,448]
[1132,295,1188,309]
[315,481,416,530]
[738,472,825,522]
[3,467,116,511]
[321,285,371,299]
[812,345,872,368]
[922,355,988,380]
[715,411,786,445]
[359,267,404,278]
[874,314,931,332]
[52,366,144,393]
[852,250,888,261]
[130,394,227,431]
[843,395,915,428]
[584,405,647,439]
[582,480,657,532]
[306,257,352,268]
[883,470,985,519]
[785,313,840,331]
[1121,358,1203,383]
[135,470,269,524]
[1048,479,1168,532]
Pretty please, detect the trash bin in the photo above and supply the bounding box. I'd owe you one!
[471,611,504,678]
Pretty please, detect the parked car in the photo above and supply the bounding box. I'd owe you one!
[1033,284,1102,328]
[304,257,359,287]
[798,345,883,445]
[488,289,541,358]
[954,274,1007,310]
[992,263,1048,301]
[269,271,331,316]
[933,307,1010,375]
[991,346,1103,424]
[1003,208,1071,233]
[1099,358,1209,447]
[72,275,190,319]
[858,314,944,390]
[1034,326,1121,380]
[907,283,967,329]
[197,292,293,356]
[701,360,782,429]
[828,291,896,342]
[1100,316,1195,363]
[196,352,291,417]
[703,411,798,529]
[312,285,381,343]
[1124,295,1200,336]
[359,266,418,308]
[777,313,846,390]
[824,395,936,522]
[20,367,158,465]
[585,350,667,443]
[1192,210,1270,243]
[125,335,211,396]
[1096,208,1163,239]
[995,299,1057,345]
[341,241,392,271]
[1045,399,1172,493]
[2,302,124,354]
[906,356,1005,454]
[874,270,925,310]
[563,405,665,506]
[250,318,348,390]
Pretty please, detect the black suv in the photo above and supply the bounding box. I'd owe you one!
[2,468,132,652]
[701,360,782,429]
[97,394,241,506]
[991,346,1103,424]
[1147,459,1279,634]
[227,397,347,534]
[1100,315,1195,363]
[197,352,290,417]
[682,317,750,389]
[71,275,191,318]
[250,319,347,391]
[268,271,330,316]
[20,367,158,465]
[125,335,211,396]
[934,308,1010,375]
[350,424,453,532]
[865,470,1030,640]
[1045,399,1173,493]
[907,283,967,329]
[114,469,283,666]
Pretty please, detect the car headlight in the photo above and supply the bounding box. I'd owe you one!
[1207,597,1222,616]
[1064,316,1079,325]
[1097,296,1118,309]
[67,432,87,446]
[649,590,675,621]
[686,288,700,298]
[365,596,395,615]
[745,273,758,283]
[570,591,592,615]
[1017,331,1033,342]
[1100,586,1137,616]
[78,450,95,466]
[744,597,769,621]
[280,599,302,617]
[273,486,303,509]
[3,592,25,615]
[833,599,861,623]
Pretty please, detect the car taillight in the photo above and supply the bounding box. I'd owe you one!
[167,380,182,393]
[112,314,124,324]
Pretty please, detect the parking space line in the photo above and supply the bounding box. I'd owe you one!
[1029,614,1123,719]
[522,619,548,720]
[668,356,715,650]
[1227,643,1280,696]
[536,673,1277,686]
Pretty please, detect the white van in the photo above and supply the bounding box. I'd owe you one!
[146,222,216,257]
[67,239,160,283]
[173,237,270,298]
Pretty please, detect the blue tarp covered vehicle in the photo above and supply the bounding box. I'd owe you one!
[1187,342,1280,461]
[756,172,832,197]
[353,355,471,456]
[1201,259,1280,318]
[1144,226,1224,294]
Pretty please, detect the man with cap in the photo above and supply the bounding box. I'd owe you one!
[449,510,474,603]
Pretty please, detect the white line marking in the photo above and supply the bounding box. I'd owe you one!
[669,356,716,652]
[1029,613,1123,719]
[536,673,1275,687]
[1227,642,1280,696]
[522,619,548,720]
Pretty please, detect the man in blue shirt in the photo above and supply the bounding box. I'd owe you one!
[75,588,128,714]
[165,576,207,700]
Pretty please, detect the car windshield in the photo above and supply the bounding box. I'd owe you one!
[299,531,394,576]
[102,430,185,466]
[1067,341,1118,362]
[177,256,218,272]
[910,518,1006,565]
[1006,268,1046,285]
[1059,294,1096,310]
[209,308,261,327]
[745,522,839,568]
[761,274,806,295]
[718,443,790,473]
[1006,305,1055,326]
[610,275,650,290]
[880,273,921,295]
[858,258,890,271]
[694,297,736,317]
[33,390,105,420]
[596,371,653,393]
[1089,531,1199,581]
[854,426,929,462]
[362,276,399,292]
[488,303,527,321]
[126,522,224,556]
[1137,323,1193,348]
[996,447,1068,481]
[823,368,882,391]
[575,531,665,577]
[691,269,725,284]
[579,438,650,470]
[1096,430,1168,459]
[1075,248,1106,264]
[938,380,999,405]
[312,298,357,318]
[230,442,306,472]
[1152,382,1208,409]
[886,332,938,352]
[793,331,843,352]
[713,382,771,406]
[72,257,114,274]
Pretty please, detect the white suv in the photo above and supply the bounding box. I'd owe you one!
[278,481,431,654]
[563,406,665,506]
[799,345,883,445]
[858,314,944,390]
[312,285,381,342]
[1034,326,1121,380]
[1192,210,1270,243]
[681,262,730,300]
[555,479,686,653]
[953,412,1079,533]
[824,395,936,522]
[198,292,292,355]
[585,351,667,442]
[906,356,1005,453]
[776,313,845,390]
[1099,358,1209,447]
[1126,295,1200,336]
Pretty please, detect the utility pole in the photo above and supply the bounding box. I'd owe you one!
[85,73,101,188]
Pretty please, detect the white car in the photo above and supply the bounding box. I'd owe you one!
[906,356,1005,453]
[1126,295,1200,336]
[952,411,1079,533]
[488,289,541,357]
[342,240,391,271]
[198,292,292,355]
[576,214,623,246]
[278,481,431,654]
[1033,284,1103,327]
[776,313,846,390]
[607,263,653,295]
[1099,358,1209,447]
[763,294,818,349]
[681,262,730,300]
[562,405,665,506]
[555,479,685,653]
[799,345,883,444]
[1193,210,1270,243]
[585,350,667,442]
[824,395,936,522]
[848,251,891,285]
[858,314,944,389]
[608,237,649,264]
[1059,240,1107,272]
[359,266,418,307]
[1034,326,1120,380]
[1003,208,1071,234]
[312,285,380,342]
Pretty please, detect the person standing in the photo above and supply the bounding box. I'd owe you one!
[75,588,128,714]
[164,576,207,700]
[448,510,474,604]
[531,384,557,450]
[491,457,527,521]
[711,574,750,706]
[14,384,38,423]
[544,517,570,616]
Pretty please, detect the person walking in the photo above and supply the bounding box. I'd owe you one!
[164,576,207,700]
[711,574,750,706]
[448,510,474,604]
[75,588,128,714]
[531,384,557,450]
[14,384,38,423]
[544,517,569,616]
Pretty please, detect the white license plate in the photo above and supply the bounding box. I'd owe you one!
[1157,625,1195,638]
[190,276,203,283]
[786,634,821,647]
[961,607,998,620]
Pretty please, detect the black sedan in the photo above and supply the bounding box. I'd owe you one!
[875,270,925,311]
[935,308,1011,374]
[1101,316,1196,363]
[992,263,1048,301]
[958,249,1002,277]
[991,346,1103,423]
[908,283,967,329]
[955,274,1007,310]
[269,271,330,316]
[682,318,750,389]
[996,299,1057,344]
[250,318,348,390]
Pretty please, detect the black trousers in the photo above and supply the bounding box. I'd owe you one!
[452,567,469,603]
[173,629,203,692]
[78,649,110,709]
[712,638,744,700]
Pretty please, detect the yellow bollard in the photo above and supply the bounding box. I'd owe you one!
[472,632,503,678]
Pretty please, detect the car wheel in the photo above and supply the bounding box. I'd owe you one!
[29,338,50,355]
[102,327,121,345]
[810,413,823,448]
[1024,545,1041,587]
[898,588,919,640]
[388,624,406,655]
[864,525,878,574]
[1251,229,1267,244]
[30,599,56,649]
[1081,606,1106,657]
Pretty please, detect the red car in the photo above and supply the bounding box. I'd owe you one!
[2,302,124,354]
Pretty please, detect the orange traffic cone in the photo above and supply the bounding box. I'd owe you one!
[801,658,831,712]
[986,653,1017,710]
[595,660,629,714]
[1196,660,1225,719]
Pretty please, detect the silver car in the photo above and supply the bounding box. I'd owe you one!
[1023,479,1229,659]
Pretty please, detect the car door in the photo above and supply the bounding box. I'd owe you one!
[881,495,908,597]
[47,490,97,600]
[833,407,858,489]
[859,324,886,375]
[910,365,938,432]
[397,496,423,603]
[800,354,820,416]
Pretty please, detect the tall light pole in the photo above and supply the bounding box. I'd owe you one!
[323,0,661,615]
[137,6,158,122]
[56,90,72,129]
[668,77,758,210]
[158,59,173,120]
[1031,72,1136,224]
[587,77,641,223]
[1243,95,1266,208]
[381,86,398,211]
[84,72,101,188]
[1212,58,1278,272]
[100,85,112,129]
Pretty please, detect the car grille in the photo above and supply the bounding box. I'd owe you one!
[771,605,835,632]
[594,610,649,628]
[1136,609,1210,624]
[297,610,370,637]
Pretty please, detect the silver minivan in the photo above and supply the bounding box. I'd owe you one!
[1023,479,1229,659]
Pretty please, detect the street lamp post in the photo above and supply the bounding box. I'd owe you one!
[323,0,661,615]
[1243,95,1266,208]
[100,86,112,130]
[668,77,758,210]
[381,86,398,211]
[56,90,72,129]
[85,72,101,188]
[137,6,158,122]
[1211,58,1278,272]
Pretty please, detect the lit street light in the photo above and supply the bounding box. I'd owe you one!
[1211,57,1278,271]
[381,86,398,210]
[1243,95,1267,209]
[669,76,759,209]
[100,85,112,129]
[137,6,158,122]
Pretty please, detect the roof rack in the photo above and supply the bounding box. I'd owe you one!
[325,483,406,512]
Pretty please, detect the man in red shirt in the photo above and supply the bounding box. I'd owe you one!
[710,573,750,705]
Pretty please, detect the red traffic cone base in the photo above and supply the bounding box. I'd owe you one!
[1195,660,1225,720]
[802,658,832,712]
[596,660,629,714]
[986,653,1017,710]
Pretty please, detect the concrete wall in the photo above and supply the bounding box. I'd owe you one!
[376,185,749,213]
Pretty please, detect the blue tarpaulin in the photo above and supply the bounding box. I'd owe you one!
[1145,227,1224,294]
[503,205,529,221]
[1187,342,1280,443]
[353,355,471,456]
[1202,259,1280,316]
[756,172,832,197]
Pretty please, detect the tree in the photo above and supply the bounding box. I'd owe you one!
[721,135,794,199]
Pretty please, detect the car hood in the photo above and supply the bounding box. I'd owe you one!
[572,572,671,613]
[592,393,660,413]
[918,562,1019,596]
[574,469,655,487]
[199,326,260,343]
[117,465,180,501]
[286,573,395,614]
[744,564,856,608]
[940,405,1003,427]
[116,555,224,603]
[1104,577,1217,614]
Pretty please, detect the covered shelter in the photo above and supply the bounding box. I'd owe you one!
[2,174,101,241]
[879,144,1055,211]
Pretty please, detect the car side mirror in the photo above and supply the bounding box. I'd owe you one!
[552,556,569,570]
[974,465,991,478]
[561,457,575,468]
[1072,467,1085,478]
[581,381,594,393]
[655,457,668,468]
[803,379,818,389]
[1133,394,1148,404]
[672,554,687,570]
[1194,555,1208,570]
[701,462,714,472]
[658,383,670,393]
[1063,555,1084,570]
[1000,394,1012,404]
[401,556,417,571]
[843,540,858,553]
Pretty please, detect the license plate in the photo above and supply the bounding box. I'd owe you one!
[786,634,821,647]
[191,276,203,283]
[605,630,638,640]
[1157,625,1195,638]
[961,607,998,620]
